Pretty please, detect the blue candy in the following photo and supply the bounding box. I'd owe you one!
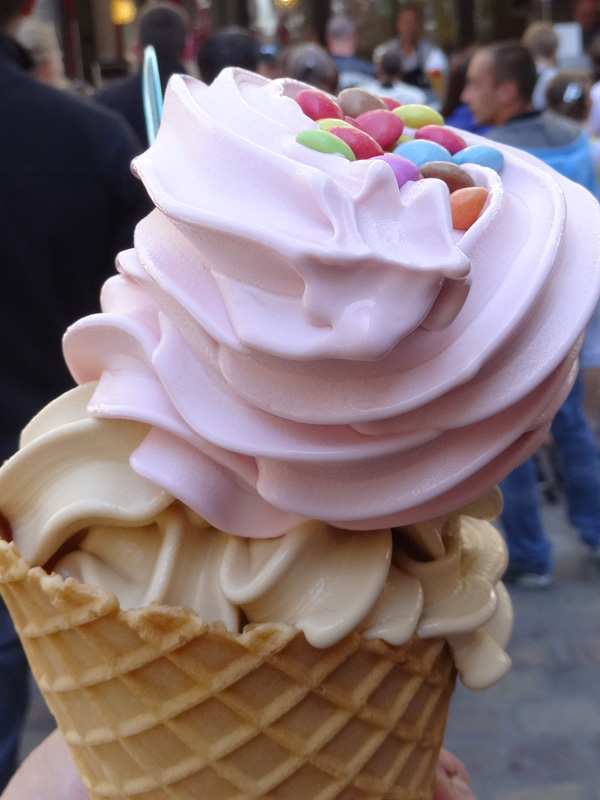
[452,144,504,172]
[393,139,452,167]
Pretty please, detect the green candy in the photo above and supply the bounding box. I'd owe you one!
[316,117,353,130]
[296,128,356,161]
[393,104,444,129]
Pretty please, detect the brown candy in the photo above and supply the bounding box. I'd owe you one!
[419,161,475,194]
[337,88,387,118]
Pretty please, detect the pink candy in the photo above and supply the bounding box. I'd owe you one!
[355,109,405,151]
[296,89,343,122]
[329,125,384,160]
[415,125,467,156]
[380,96,402,111]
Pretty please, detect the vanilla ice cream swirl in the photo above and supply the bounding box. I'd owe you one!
[0,384,512,690]
[59,68,600,537]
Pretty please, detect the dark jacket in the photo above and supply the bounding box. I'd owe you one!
[92,59,186,149]
[0,33,151,460]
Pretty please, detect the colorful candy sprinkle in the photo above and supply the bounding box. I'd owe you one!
[451,144,504,172]
[419,161,475,193]
[317,117,353,130]
[355,109,405,150]
[328,125,384,159]
[393,139,452,167]
[380,96,402,111]
[292,87,502,237]
[374,154,420,188]
[450,187,489,230]
[296,89,343,122]
[337,87,387,117]
[296,129,356,160]
[415,124,467,155]
[393,104,444,129]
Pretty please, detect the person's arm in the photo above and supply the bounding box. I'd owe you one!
[3,733,476,800]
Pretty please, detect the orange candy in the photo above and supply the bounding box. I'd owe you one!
[450,187,489,231]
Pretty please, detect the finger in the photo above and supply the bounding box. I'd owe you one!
[437,747,472,785]
[433,756,477,800]
[2,729,90,800]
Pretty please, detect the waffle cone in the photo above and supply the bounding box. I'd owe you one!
[0,539,457,800]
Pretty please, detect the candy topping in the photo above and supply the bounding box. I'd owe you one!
[292,88,503,233]
[393,139,452,166]
[393,104,444,128]
[355,109,405,150]
[295,129,356,161]
[415,124,468,155]
[450,187,489,230]
[317,117,353,130]
[328,125,384,159]
[452,145,504,172]
[373,154,420,188]
[296,88,343,122]
[419,162,475,193]
[380,96,402,111]
[337,87,387,116]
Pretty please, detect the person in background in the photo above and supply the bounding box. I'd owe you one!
[93,0,190,149]
[463,41,598,193]
[546,68,600,435]
[15,16,70,90]
[0,0,151,787]
[373,3,448,93]
[521,21,559,110]
[2,730,478,800]
[585,34,600,149]
[257,41,282,80]
[546,67,594,121]
[196,27,261,85]
[573,0,600,50]
[281,41,338,94]
[440,47,490,134]
[462,41,600,586]
[325,12,375,90]
[369,47,428,105]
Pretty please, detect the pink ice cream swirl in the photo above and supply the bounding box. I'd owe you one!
[63,68,600,538]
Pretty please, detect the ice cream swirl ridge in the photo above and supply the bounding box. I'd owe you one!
[61,68,600,535]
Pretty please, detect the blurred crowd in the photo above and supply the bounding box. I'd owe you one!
[3,0,600,797]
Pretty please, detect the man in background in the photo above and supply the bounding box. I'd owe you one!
[93,0,189,148]
[196,28,261,85]
[373,3,448,92]
[325,13,375,90]
[462,40,600,586]
[0,0,150,787]
[522,21,559,110]
[463,41,597,191]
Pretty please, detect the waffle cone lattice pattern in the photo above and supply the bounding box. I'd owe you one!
[0,540,457,800]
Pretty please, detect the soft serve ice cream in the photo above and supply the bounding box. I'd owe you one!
[2,68,600,694]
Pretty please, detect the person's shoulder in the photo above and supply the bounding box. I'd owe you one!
[486,111,580,148]
[332,54,375,77]
[18,76,131,130]
[540,110,586,146]
[542,109,582,134]
[21,79,144,159]
[94,73,140,105]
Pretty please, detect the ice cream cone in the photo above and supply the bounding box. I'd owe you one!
[0,539,456,800]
